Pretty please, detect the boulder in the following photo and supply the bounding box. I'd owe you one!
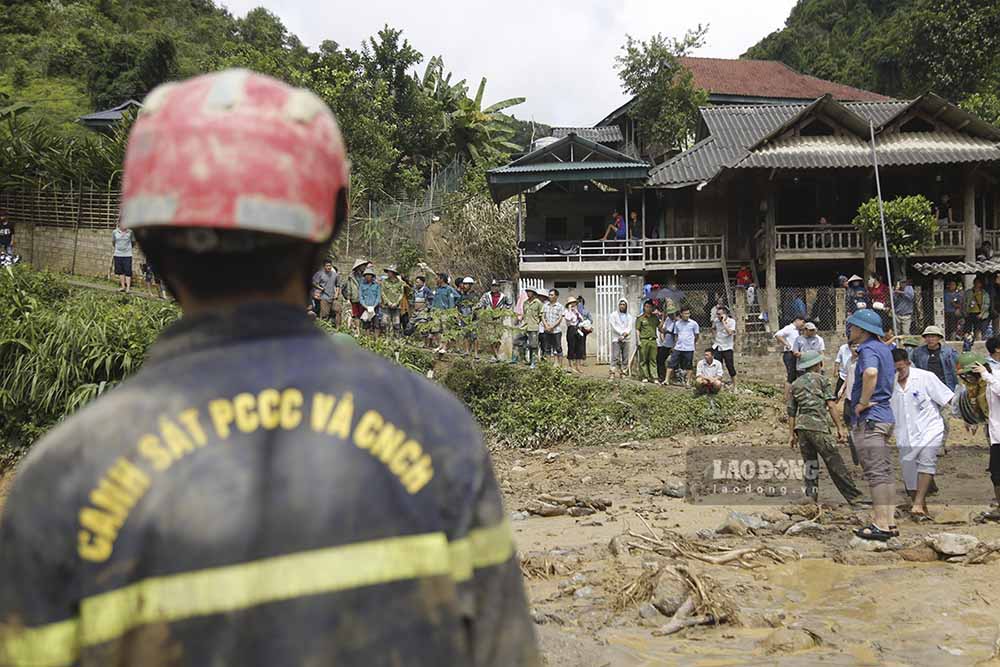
[758,627,820,654]
[661,479,687,498]
[927,533,980,557]
[652,577,689,616]
[509,466,528,480]
[785,520,828,536]
[847,536,892,552]
[717,511,768,536]
[897,545,939,562]
[573,586,594,599]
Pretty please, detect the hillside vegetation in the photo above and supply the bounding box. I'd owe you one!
[0,0,544,197]
[745,0,1000,122]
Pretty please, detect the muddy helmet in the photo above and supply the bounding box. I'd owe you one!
[121,69,349,246]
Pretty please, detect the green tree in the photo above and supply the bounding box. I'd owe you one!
[961,92,1000,127]
[852,194,937,256]
[614,27,710,153]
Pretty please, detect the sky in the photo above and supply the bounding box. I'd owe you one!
[219,0,799,126]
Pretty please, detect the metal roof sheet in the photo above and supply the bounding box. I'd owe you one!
[78,99,143,123]
[730,131,1000,169]
[914,259,1000,276]
[551,126,623,143]
[701,101,909,150]
[491,161,647,174]
[647,137,745,186]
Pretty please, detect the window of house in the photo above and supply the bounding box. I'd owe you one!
[554,281,577,289]
[900,116,936,133]
[545,217,568,240]
[799,119,835,137]
[584,281,596,288]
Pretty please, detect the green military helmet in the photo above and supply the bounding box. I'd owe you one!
[957,352,987,372]
[796,350,824,371]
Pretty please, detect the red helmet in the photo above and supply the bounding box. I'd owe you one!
[121,69,349,244]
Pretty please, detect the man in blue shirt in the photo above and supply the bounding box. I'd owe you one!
[847,308,897,541]
[893,279,915,335]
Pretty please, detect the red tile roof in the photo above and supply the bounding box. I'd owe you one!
[678,57,891,102]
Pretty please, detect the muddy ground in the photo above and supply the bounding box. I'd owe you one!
[1,379,999,666]
[497,393,1000,667]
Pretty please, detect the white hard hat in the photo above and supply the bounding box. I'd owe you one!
[462,276,475,285]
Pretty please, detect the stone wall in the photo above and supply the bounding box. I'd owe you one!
[18,223,145,278]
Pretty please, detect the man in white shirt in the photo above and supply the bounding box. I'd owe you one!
[712,305,737,386]
[666,306,701,387]
[835,342,852,397]
[891,348,954,519]
[695,349,725,395]
[609,299,633,378]
[965,355,1000,520]
[792,322,826,357]
[774,316,805,399]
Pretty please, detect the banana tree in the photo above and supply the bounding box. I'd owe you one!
[449,77,525,165]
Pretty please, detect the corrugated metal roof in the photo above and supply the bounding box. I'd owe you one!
[551,126,623,143]
[701,101,909,150]
[914,259,1000,276]
[491,161,647,174]
[731,132,1000,169]
[78,99,143,123]
[647,137,745,186]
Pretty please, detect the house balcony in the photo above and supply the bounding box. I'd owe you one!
[518,237,726,274]
[755,224,966,261]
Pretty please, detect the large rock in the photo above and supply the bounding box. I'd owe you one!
[847,536,892,552]
[661,478,687,498]
[927,533,980,556]
[785,520,828,536]
[717,511,768,536]
[758,627,820,654]
[897,545,940,562]
[652,576,690,617]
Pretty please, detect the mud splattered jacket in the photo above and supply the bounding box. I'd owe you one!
[0,303,539,667]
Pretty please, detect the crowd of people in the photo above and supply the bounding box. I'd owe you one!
[308,258,516,360]
[779,308,1000,540]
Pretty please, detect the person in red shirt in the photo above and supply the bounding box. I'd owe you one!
[736,265,752,288]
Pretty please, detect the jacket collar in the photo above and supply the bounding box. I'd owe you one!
[144,302,323,368]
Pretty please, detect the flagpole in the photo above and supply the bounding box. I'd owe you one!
[869,120,897,334]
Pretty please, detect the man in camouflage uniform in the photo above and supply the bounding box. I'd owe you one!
[381,264,405,336]
[788,350,863,504]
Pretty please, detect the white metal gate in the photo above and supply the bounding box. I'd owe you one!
[595,274,624,364]
[519,277,545,297]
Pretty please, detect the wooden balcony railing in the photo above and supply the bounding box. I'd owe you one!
[644,237,724,266]
[774,224,965,253]
[775,225,861,252]
[519,237,725,267]
[519,239,642,263]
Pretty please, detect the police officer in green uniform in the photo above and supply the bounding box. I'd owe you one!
[636,300,659,383]
[0,70,539,667]
[788,350,863,505]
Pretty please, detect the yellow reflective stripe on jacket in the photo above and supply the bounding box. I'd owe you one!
[0,523,515,666]
[80,531,452,648]
[0,618,76,667]
[449,520,516,583]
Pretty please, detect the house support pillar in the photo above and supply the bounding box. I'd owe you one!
[963,170,977,289]
[764,192,779,332]
[835,288,846,330]
[734,288,747,354]
[500,279,515,360]
[933,279,945,330]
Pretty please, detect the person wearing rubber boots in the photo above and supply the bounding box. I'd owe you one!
[787,350,863,505]
[846,308,898,541]
[0,70,539,667]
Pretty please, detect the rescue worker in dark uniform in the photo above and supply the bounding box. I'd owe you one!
[0,69,539,667]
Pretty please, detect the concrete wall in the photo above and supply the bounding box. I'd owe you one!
[18,224,146,278]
